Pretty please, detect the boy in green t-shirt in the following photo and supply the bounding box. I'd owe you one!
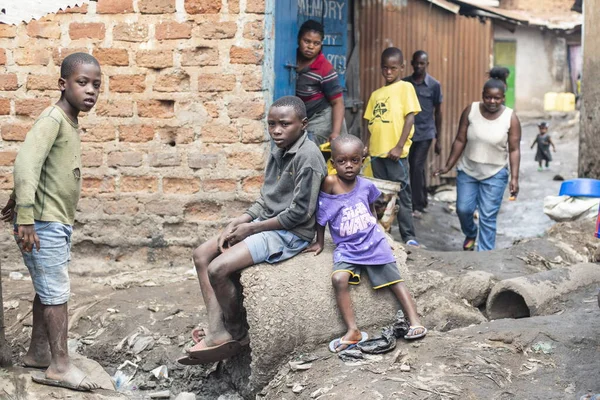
[363,47,422,247]
[1,53,101,392]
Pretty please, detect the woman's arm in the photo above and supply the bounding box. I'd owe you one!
[329,96,345,142]
[508,112,522,195]
[434,104,471,175]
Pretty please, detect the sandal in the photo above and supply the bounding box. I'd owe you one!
[463,237,476,251]
[404,325,427,340]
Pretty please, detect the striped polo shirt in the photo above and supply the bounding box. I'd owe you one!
[296,52,343,119]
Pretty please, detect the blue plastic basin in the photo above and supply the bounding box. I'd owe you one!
[559,178,600,197]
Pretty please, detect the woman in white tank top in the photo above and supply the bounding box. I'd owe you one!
[434,74,521,251]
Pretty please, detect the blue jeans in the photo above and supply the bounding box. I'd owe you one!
[456,168,508,251]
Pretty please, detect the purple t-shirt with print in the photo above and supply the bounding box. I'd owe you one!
[316,176,396,265]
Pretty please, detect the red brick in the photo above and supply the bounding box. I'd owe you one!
[185,0,221,14]
[240,120,267,143]
[0,98,10,115]
[154,71,190,92]
[82,124,116,142]
[108,151,144,167]
[136,50,173,69]
[145,199,184,216]
[119,125,154,142]
[1,123,31,141]
[227,150,265,170]
[228,98,264,120]
[121,176,158,193]
[93,48,129,66]
[96,0,134,14]
[110,75,146,93]
[241,69,262,91]
[0,49,5,65]
[15,98,51,117]
[181,47,218,66]
[243,19,264,40]
[184,200,222,221]
[95,100,134,117]
[82,151,103,167]
[149,152,180,167]
[0,174,13,190]
[229,0,240,13]
[202,179,237,192]
[230,46,263,64]
[13,48,50,66]
[198,74,235,92]
[0,25,17,38]
[203,102,220,118]
[155,22,192,40]
[188,152,219,169]
[159,126,194,145]
[242,175,263,193]
[113,23,148,42]
[82,176,115,195]
[246,0,265,13]
[138,100,175,118]
[26,20,61,39]
[202,124,238,143]
[52,48,88,65]
[69,23,106,40]
[104,197,142,214]
[57,4,88,13]
[163,177,200,194]
[0,151,17,166]
[26,75,57,91]
[197,20,237,39]
[139,0,176,13]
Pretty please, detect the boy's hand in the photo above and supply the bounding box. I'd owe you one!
[303,241,323,256]
[329,132,340,143]
[17,224,40,253]
[1,198,16,222]
[434,140,441,156]
[218,221,241,252]
[509,177,519,197]
[387,146,403,162]
[226,223,255,247]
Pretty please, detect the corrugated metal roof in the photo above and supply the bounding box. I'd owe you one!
[0,0,90,25]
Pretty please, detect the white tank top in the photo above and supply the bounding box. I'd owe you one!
[458,102,513,180]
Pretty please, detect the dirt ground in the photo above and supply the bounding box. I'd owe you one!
[1,115,599,400]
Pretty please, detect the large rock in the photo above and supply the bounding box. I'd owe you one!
[234,240,485,396]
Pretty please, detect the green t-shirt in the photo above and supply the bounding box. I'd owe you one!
[13,106,82,225]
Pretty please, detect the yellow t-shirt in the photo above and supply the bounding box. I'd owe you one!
[363,81,421,158]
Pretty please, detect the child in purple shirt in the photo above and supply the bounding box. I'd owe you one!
[306,135,427,352]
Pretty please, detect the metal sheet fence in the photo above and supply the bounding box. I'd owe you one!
[359,0,493,184]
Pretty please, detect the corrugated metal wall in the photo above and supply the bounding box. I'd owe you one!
[359,0,493,183]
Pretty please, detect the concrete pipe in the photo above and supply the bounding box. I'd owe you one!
[486,263,600,320]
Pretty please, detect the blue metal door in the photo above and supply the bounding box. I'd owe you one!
[273,0,299,100]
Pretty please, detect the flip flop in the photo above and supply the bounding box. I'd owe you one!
[178,335,250,365]
[463,237,476,251]
[328,332,368,353]
[191,327,206,344]
[404,325,427,340]
[30,370,95,392]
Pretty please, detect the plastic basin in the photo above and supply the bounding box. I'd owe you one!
[559,179,600,197]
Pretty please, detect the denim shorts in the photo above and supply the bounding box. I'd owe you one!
[14,220,73,305]
[243,229,309,264]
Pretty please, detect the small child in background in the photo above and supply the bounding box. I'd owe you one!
[531,122,556,171]
[306,135,426,352]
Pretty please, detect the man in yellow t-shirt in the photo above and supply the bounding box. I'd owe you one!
[363,47,422,246]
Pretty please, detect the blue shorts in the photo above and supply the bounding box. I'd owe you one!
[14,220,73,305]
[243,229,309,264]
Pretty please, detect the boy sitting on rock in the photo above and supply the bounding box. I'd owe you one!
[179,96,327,364]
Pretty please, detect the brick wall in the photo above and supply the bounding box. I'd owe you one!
[0,0,269,264]
[499,0,574,13]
